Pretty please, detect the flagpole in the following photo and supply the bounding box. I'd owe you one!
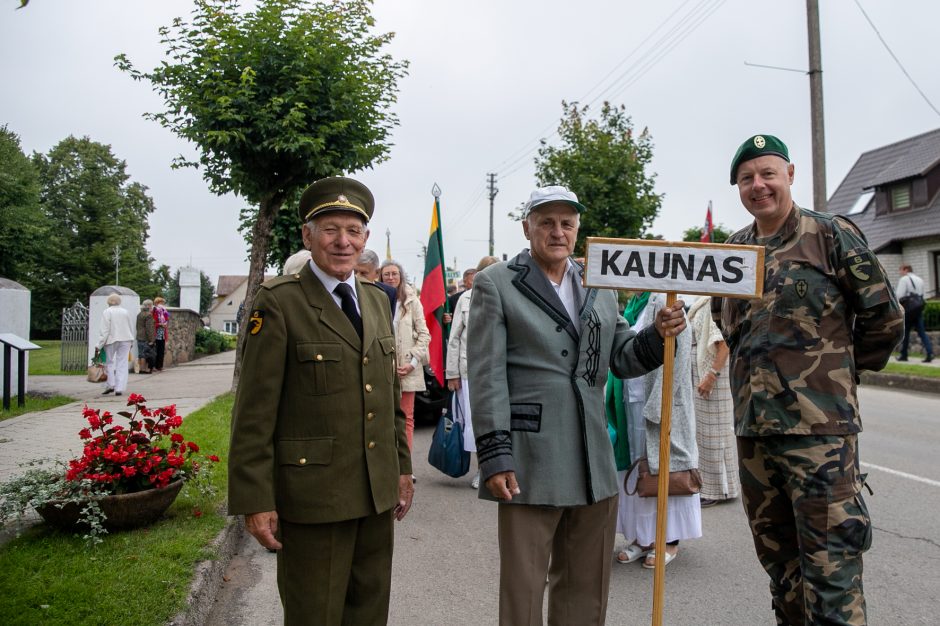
[432,183,449,316]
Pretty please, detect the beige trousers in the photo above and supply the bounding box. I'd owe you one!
[497,495,618,626]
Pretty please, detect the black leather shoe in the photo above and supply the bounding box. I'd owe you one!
[102,388,114,395]
[925,355,934,363]
[897,356,909,362]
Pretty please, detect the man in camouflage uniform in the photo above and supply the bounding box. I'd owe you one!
[712,135,904,625]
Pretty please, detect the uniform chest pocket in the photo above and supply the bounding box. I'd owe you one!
[769,261,832,326]
[378,335,396,384]
[297,342,342,396]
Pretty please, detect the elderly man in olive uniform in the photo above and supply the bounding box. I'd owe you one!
[712,135,903,625]
[229,176,413,626]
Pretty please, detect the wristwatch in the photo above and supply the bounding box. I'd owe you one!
[709,368,721,377]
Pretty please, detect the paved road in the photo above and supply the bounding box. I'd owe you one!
[206,383,940,625]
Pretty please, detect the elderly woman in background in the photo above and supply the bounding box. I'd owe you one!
[445,255,500,489]
[687,296,739,506]
[96,293,136,396]
[380,259,431,460]
[136,299,156,374]
[612,291,702,568]
[152,296,170,372]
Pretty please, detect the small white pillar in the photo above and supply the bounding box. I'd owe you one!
[0,278,31,389]
[179,267,201,313]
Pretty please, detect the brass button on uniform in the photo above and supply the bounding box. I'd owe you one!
[363,356,370,365]
[298,458,307,465]
[315,354,323,362]
[366,412,375,421]
[368,441,376,449]
[365,383,373,392]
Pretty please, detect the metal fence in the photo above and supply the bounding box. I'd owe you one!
[61,301,89,371]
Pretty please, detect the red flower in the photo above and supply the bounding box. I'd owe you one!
[208,455,220,463]
[79,428,92,440]
[187,441,199,453]
[171,433,184,443]
[127,393,145,405]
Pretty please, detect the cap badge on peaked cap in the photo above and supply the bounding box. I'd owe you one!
[754,136,766,149]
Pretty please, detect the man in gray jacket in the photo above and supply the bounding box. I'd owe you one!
[469,185,687,625]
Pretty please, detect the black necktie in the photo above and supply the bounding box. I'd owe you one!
[334,283,363,339]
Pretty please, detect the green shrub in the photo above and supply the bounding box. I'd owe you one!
[194,328,227,354]
[924,300,940,331]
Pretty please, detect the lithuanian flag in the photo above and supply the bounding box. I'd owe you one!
[420,196,447,387]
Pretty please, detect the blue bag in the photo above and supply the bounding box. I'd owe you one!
[427,393,471,478]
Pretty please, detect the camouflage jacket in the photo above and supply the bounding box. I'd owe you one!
[711,205,903,436]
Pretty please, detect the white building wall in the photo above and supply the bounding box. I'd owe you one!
[208,279,248,334]
[179,267,201,313]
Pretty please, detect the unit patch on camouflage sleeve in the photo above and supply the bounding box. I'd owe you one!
[796,279,807,298]
[847,253,873,282]
[248,309,265,335]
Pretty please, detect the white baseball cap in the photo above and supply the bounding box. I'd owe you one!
[522,185,587,217]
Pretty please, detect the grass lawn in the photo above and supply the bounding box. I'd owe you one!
[883,361,940,378]
[0,392,233,625]
[27,340,85,376]
[0,394,74,422]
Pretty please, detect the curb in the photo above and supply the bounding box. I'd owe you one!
[861,371,940,395]
[169,515,245,626]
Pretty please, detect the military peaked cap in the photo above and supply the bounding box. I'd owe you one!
[298,176,375,223]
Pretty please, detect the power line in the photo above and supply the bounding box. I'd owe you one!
[491,0,726,178]
[853,0,940,118]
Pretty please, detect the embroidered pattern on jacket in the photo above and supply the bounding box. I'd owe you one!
[581,310,601,386]
[476,430,512,465]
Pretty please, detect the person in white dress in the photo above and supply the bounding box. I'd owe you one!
[445,255,500,489]
[615,292,702,568]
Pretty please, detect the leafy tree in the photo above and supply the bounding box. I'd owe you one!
[29,136,161,335]
[531,101,662,255]
[116,0,408,382]
[0,126,47,283]
[165,268,215,315]
[237,189,303,273]
[682,224,733,244]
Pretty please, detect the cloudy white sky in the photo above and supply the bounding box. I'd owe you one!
[3,0,940,288]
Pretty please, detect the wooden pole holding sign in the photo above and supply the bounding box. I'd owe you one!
[583,237,764,626]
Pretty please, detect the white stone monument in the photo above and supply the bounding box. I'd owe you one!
[88,286,140,367]
[179,266,201,313]
[0,278,31,390]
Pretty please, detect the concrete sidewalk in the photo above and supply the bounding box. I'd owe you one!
[0,350,236,484]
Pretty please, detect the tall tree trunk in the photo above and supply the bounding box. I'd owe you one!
[231,194,284,391]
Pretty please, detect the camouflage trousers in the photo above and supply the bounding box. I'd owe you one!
[737,434,871,626]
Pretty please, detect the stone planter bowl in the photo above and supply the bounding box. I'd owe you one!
[35,479,184,532]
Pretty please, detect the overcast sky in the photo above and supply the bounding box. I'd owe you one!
[3,0,939,288]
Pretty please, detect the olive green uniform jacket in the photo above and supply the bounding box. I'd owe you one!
[228,264,410,524]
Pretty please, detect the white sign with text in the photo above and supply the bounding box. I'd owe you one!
[584,238,764,298]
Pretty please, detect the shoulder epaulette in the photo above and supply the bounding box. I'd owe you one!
[260,274,301,291]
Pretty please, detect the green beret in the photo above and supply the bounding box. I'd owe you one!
[298,176,374,223]
[730,134,789,184]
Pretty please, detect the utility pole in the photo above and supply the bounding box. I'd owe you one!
[113,245,121,285]
[487,172,498,256]
[806,0,827,211]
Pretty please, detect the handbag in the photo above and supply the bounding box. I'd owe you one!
[87,354,108,383]
[624,457,702,497]
[427,392,471,478]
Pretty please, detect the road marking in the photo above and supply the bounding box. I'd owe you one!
[861,462,940,488]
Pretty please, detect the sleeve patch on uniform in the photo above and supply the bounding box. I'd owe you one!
[248,309,265,335]
[847,252,873,282]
